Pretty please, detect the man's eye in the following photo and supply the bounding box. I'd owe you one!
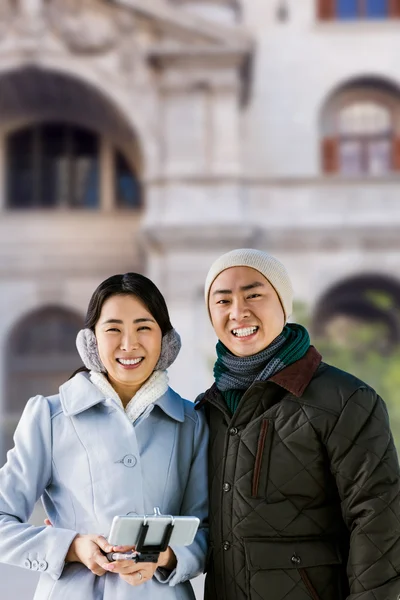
[216,299,229,304]
[248,294,261,299]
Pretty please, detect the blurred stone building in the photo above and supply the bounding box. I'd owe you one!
[1,1,400,596]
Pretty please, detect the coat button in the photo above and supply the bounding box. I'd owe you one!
[31,560,39,571]
[23,559,31,569]
[223,483,231,492]
[291,553,301,566]
[229,427,238,436]
[122,455,137,468]
[38,560,48,571]
[222,541,231,551]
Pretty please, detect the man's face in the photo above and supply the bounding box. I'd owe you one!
[209,266,285,357]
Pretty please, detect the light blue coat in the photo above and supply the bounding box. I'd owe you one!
[0,372,208,599]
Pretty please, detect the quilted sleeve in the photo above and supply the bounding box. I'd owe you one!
[325,386,400,599]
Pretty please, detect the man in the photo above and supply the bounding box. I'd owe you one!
[196,248,400,600]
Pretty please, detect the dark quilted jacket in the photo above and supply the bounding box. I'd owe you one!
[196,347,400,600]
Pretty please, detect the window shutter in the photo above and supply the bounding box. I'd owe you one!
[322,137,339,173]
[389,0,400,18]
[392,137,400,171]
[317,0,336,20]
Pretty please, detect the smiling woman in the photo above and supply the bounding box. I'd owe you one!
[94,295,163,404]
[0,272,208,600]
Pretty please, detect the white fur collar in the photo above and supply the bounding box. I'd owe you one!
[89,370,169,423]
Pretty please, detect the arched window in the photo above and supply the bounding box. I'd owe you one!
[115,152,142,209]
[2,307,84,465]
[321,79,400,176]
[6,122,142,210]
[338,102,392,175]
[318,0,400,19]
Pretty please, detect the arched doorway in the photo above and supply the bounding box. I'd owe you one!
[2,306,84,465]
[312,274,400,352]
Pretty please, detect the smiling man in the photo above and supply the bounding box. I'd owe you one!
[196,248,400,600]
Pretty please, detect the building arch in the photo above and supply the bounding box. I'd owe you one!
[319,75,400,176]
[0,55,156,170]
[312,273,400,351]
[0,66,145,211]
[2,305,84,464]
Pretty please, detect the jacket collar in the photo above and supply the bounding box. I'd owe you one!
[155,387,185,423]
[60,372,105,416]
[269,345,322,397]
[60,372,185,422]
[196,345,322,409]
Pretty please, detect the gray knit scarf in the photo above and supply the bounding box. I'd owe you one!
[214,324,310,413]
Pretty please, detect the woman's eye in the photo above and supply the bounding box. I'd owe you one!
[106,328,120,332]
[216,299,229,305]
[138,326,151,331]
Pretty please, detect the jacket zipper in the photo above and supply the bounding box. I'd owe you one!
[299,568,321,600]
[252,419,269,497]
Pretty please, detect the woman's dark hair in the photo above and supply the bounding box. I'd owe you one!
[70,273,172,378]
[85,272,172,335]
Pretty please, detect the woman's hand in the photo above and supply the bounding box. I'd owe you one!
[45,519,135,578]
[108,547,177,586]
[45,518,177,583]
[66,534,114,576]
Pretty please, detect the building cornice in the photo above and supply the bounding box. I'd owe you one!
[148,44,249,68]
[111,0,252,49]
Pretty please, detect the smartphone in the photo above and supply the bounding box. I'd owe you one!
[108,514,200,548]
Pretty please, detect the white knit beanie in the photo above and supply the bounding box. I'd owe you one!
[205,248,293,321]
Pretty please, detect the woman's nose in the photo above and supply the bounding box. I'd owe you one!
[120,334,139,351]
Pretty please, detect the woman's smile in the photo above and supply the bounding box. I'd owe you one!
[116,357,144,369]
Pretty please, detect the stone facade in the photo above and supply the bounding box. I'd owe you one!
[1,1,400,597]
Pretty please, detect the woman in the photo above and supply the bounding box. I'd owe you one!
[0,273,208,600]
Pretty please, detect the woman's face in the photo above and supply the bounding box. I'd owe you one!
[95,294,162,403]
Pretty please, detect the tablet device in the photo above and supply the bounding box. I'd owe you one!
[108,512,200,548]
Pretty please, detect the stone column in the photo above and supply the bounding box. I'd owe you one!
[161,68,242,178]
[162,73,211,177]
[210,71,241,175]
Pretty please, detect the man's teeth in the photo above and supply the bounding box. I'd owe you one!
[232,327,258,337]
[117,358,143,365]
